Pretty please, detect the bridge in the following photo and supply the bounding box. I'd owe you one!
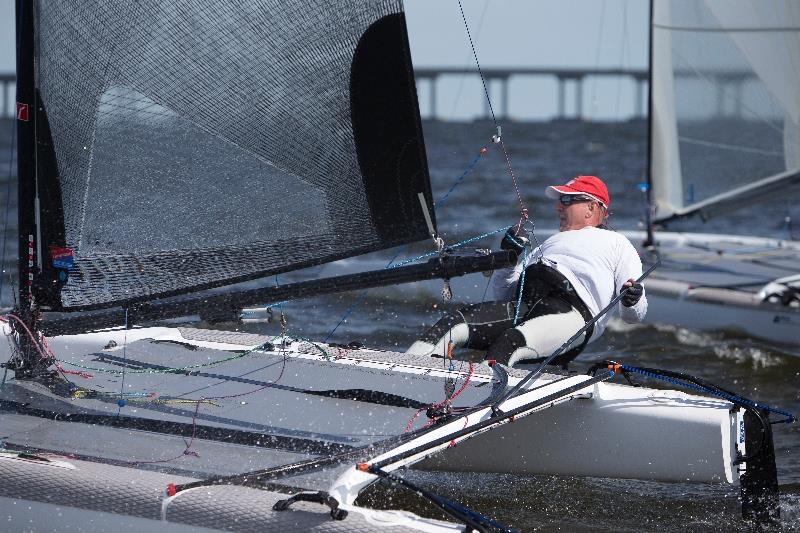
[414,66,649,120]
[1,67,760,121]
[2,69,643,121]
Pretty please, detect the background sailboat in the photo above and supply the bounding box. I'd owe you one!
[635,0,800,345]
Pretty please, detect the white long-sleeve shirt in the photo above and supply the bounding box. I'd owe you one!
[490,226,647,343]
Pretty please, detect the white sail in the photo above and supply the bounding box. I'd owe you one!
[650,0,800,222]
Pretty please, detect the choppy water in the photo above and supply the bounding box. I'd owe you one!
[233,119,800,531]
[2,118,799,530]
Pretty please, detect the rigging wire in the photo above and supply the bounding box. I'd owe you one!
[446,0,491,119]
[66,332,289,466]
[614,0,630,118]
[434,147,487,207]
[389,225,509,269]
[454,0,549,311]
[404,361,474,432]
[456,0,528,222]
[116,307,129,415]
[166,371,613,498]
[2,0,26,312]
[324,147,491,342]
[323,247,406,343]
[54,336,280,377]
[588,0,608,120]
[4,308,300,470]
[1,313,88,381]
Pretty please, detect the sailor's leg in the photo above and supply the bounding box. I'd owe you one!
[405,302,515,357]
[486,302,586,367]
[405,311,469,357]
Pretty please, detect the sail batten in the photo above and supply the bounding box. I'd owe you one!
[654,167,800,224]
[29,0,433,311]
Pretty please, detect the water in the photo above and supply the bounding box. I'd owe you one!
[2,118,799,530]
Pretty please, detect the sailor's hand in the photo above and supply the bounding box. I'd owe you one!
[500,226,529,255]
[620,279,643,307]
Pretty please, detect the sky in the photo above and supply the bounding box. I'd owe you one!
[0,0,649,120]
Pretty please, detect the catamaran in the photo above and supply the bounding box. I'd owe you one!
[0,1,793,531]
[630,0,800,345]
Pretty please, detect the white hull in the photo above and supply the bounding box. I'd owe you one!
[419,379,735,483]
[0,325,740,484]
[0,452,460,533]
[0,324,776,530]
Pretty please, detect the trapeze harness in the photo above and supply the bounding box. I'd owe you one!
[407,262,593,367]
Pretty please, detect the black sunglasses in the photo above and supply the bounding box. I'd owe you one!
[559,194,595,206]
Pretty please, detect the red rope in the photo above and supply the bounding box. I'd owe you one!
[2,313,93,379]
[404,361,475,432]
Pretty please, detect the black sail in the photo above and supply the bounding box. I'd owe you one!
[27,0,433,311]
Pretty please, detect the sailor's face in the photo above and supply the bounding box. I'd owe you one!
[556,200,592,231]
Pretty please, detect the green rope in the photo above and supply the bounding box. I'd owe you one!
[54,330,345,376]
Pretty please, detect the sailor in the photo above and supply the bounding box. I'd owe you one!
[406,175,647,367]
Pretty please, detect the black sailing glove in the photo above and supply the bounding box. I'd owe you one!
[620,282,643,307]
[500,227,529,255]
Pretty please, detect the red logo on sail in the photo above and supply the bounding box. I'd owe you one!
[16,103,30,122]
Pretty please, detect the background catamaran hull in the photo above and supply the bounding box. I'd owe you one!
[632,230,800,346]
[645,288,798,345]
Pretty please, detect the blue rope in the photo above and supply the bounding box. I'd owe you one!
[324,290,369,343]
[321,226,510,342]
[241,276,288,317]
[619,364,796,424]
[325,248,408,342]
[389,225,510,269]
[435,152,483,207]
[240,300,288,317]
[436,493,517,533]
[322,151,491,342]
[263,146,489,342]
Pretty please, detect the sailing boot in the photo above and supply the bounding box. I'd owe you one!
[405,312,469,357]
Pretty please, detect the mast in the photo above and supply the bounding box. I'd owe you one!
[13,0,48,376]
[643,0,655,247]
[16,0,36,314]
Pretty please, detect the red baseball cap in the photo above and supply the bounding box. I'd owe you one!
[545,175,610,208]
